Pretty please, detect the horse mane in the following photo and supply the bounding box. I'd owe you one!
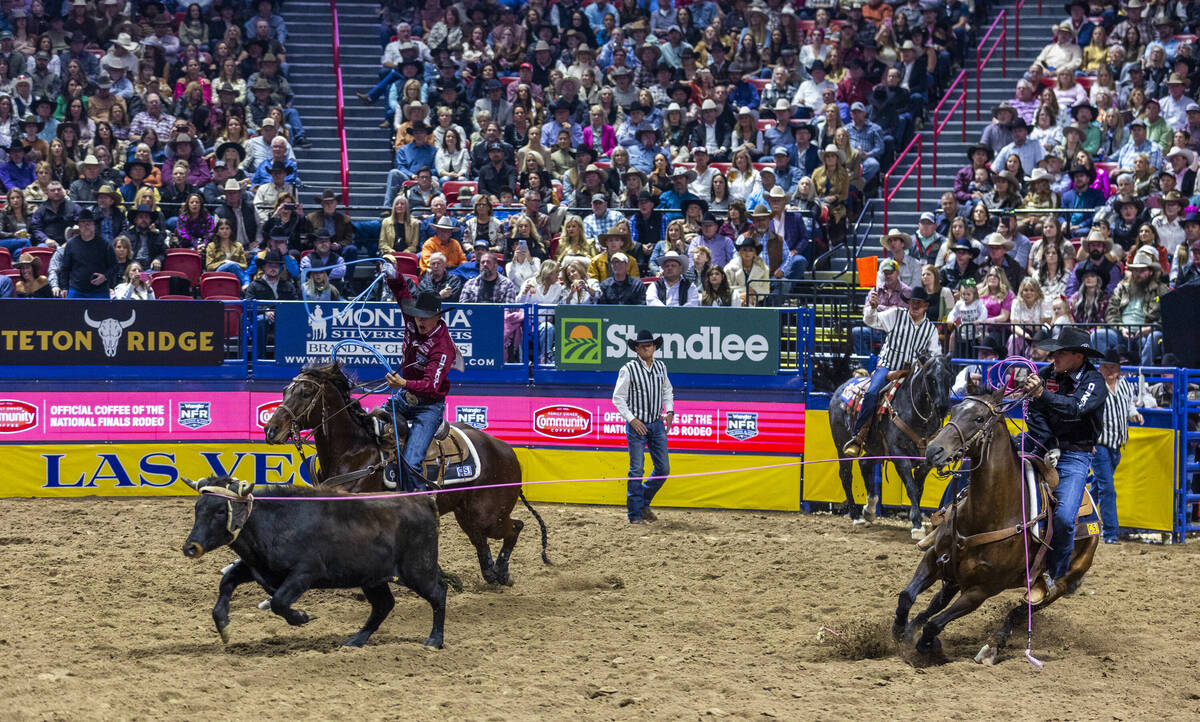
[299,362,378,437]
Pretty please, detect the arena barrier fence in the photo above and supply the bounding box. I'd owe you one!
[330,0,351,206]
[931,71,968,186]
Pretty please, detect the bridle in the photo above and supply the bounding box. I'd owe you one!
[275,371,391,484]
[937,394,1018,470]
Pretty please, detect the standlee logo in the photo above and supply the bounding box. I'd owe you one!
[456,405,488,430]
[725,412,760,440]
[559,318,602,364]
[177,401,212,430]
[533,405,593,439]
[256,401,283,428]
[606,323,769,363]
[0,399,38,433]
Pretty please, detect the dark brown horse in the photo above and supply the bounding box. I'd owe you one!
[893,389,1098,665]
[263,363,550,586]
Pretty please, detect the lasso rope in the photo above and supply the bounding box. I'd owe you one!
[986,355,1044,670]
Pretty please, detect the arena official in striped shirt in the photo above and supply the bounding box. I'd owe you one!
[612,329,674,524]
[1092,349,1144,544]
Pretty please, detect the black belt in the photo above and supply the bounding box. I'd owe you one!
[1060,443,1095,454]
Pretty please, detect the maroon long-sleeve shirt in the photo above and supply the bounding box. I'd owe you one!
[386,276,456,401]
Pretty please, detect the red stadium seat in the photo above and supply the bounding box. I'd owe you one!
[157,294,194,300]
[17,246,53,272]
[752,162,768,171]
[500,76,518,86]
[402,273,419,288]
[756,119,775,131]
[163,248,203,287]
[200,272,242,299]
[641,276,661,285]
[0,268,18,279]
[594,161,611,170]
[749,77,769,91]
[393,252,420,277]
[710,162,732,174]
[0,247,9,270]
[674,162,695,169]
[151,270,190,298]
[442,180,477,200]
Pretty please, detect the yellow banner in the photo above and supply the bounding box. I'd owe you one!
[1,443,803,512]
[803,410,1176,531]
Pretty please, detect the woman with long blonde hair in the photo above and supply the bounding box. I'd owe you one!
[556,215,597,263]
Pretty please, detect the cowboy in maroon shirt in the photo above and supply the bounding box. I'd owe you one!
[383,274,460,490]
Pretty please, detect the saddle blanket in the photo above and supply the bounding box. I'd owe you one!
[1026,477,1101,542]
[422,425,482,487]
[840,376,902,416]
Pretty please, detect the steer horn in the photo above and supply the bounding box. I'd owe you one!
[181,477,201,491]
[83,309,100,328]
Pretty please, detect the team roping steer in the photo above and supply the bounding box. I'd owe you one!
[180,475,448,648]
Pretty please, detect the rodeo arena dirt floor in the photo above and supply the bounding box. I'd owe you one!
[2,499,1200,721]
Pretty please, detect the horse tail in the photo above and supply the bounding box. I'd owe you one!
[519,490,552,565]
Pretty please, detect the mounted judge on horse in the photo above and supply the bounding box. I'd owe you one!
[894,327,1103,665]
[263,276,550,586]
[829,285,954,536]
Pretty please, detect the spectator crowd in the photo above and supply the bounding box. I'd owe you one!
[858,0,1200,367]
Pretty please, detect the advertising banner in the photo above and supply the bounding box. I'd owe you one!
[554,306,780,375]
[0,390,804,456]
[272,301,506,372]
[0,300,224,365]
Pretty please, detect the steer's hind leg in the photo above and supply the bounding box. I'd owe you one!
[344,583,395,647]
[267,573,315,626]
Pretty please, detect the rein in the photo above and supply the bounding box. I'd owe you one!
[280,374,384,484]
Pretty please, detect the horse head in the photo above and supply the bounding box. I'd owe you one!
[925,388,1006,469]
[917,352,955,417]
[263,363,352,443]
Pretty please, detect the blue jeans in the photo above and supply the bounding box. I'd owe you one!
[367,68,403,102]
[282,107,306,142]
[852,326,883,356]
[0,238,29,255]
[1090,445,1121,542]
[626,419,670,521]
[214,261,247,284]
[390,393,445,490]
[1090,328,1161,366]
[68,287,110,299]
[852,364,890,436]
[1047,449,1093,580]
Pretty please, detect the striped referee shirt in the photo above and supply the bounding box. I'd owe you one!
[864,306,942,370]
[1098,377,1138,449]
[612,358,674,424]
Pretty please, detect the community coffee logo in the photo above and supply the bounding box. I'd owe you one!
[725,412,760,441]
[0,399,37,433]
[559,319,602,365]
[456,405,488,430]
[256,401,283,428]
[533,405,592,439]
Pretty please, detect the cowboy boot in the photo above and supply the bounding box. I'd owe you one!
[842,428,868,458]
[1025,572,1055,605]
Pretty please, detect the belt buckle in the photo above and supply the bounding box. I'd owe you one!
[404,391,419,406]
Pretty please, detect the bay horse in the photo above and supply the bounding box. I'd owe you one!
[263,363,550,586]
[828,352,954,535]
[893,389,1098,665]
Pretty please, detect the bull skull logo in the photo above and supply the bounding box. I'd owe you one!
[83,310,136,357]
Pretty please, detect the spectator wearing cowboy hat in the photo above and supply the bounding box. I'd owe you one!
[991,116,1045,176]
[1160,72,1196,131]
[1097,245,1168,364]
[306,190,356,257]
[1060,164,1106,234]
[726,235,771,307]
[646,250,699,307]
[1164,147,1197,196]
[589,231,640,282]
[1173,230,1200,288]
[881,228,924,288]
[1065,228,1122,296]
[1035,20,1083,72]
[0,142,35,191]
[687,99,734,162]
[420,216,468,274]
[244,248,300,356]
[689,212,736,269]
[11,252,50,298]
[383,121,437,207]
[978,231,1027,292]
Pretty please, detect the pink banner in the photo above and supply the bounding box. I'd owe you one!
[4,391,803,454]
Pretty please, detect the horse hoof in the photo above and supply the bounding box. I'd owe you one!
[910,527,925,541]
[216,620,230,644]
[423,636,444,650]
[974,644,997,666]
[851,517,867,527]
[257,597,272,610]
[342,635,367,648]
[863,496,879,523]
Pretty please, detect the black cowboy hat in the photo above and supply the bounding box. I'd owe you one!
[734,235,760,252]
[901,286,934,305]
[1064,0,1088,12]
[124,159,154,177]
[1068,164,1096,181]
[1069,102,1097,120]
[977,334,1006,357]
[1098,348,1122,366]
[402,290,443,319]
[950,236,976,252]
[680,197,709,215]
[215,141,246,161]
[1006,117,1030,132]
[964,142,993,161]
[1035,325,1103,358]
[625,329,663,351]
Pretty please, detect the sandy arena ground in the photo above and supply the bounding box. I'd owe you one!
[1,497,1199,721]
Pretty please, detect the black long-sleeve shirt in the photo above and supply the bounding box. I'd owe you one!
[1026,361,1108,452]
[60,235,118,294]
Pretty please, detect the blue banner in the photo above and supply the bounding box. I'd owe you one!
[272,301,506,373]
